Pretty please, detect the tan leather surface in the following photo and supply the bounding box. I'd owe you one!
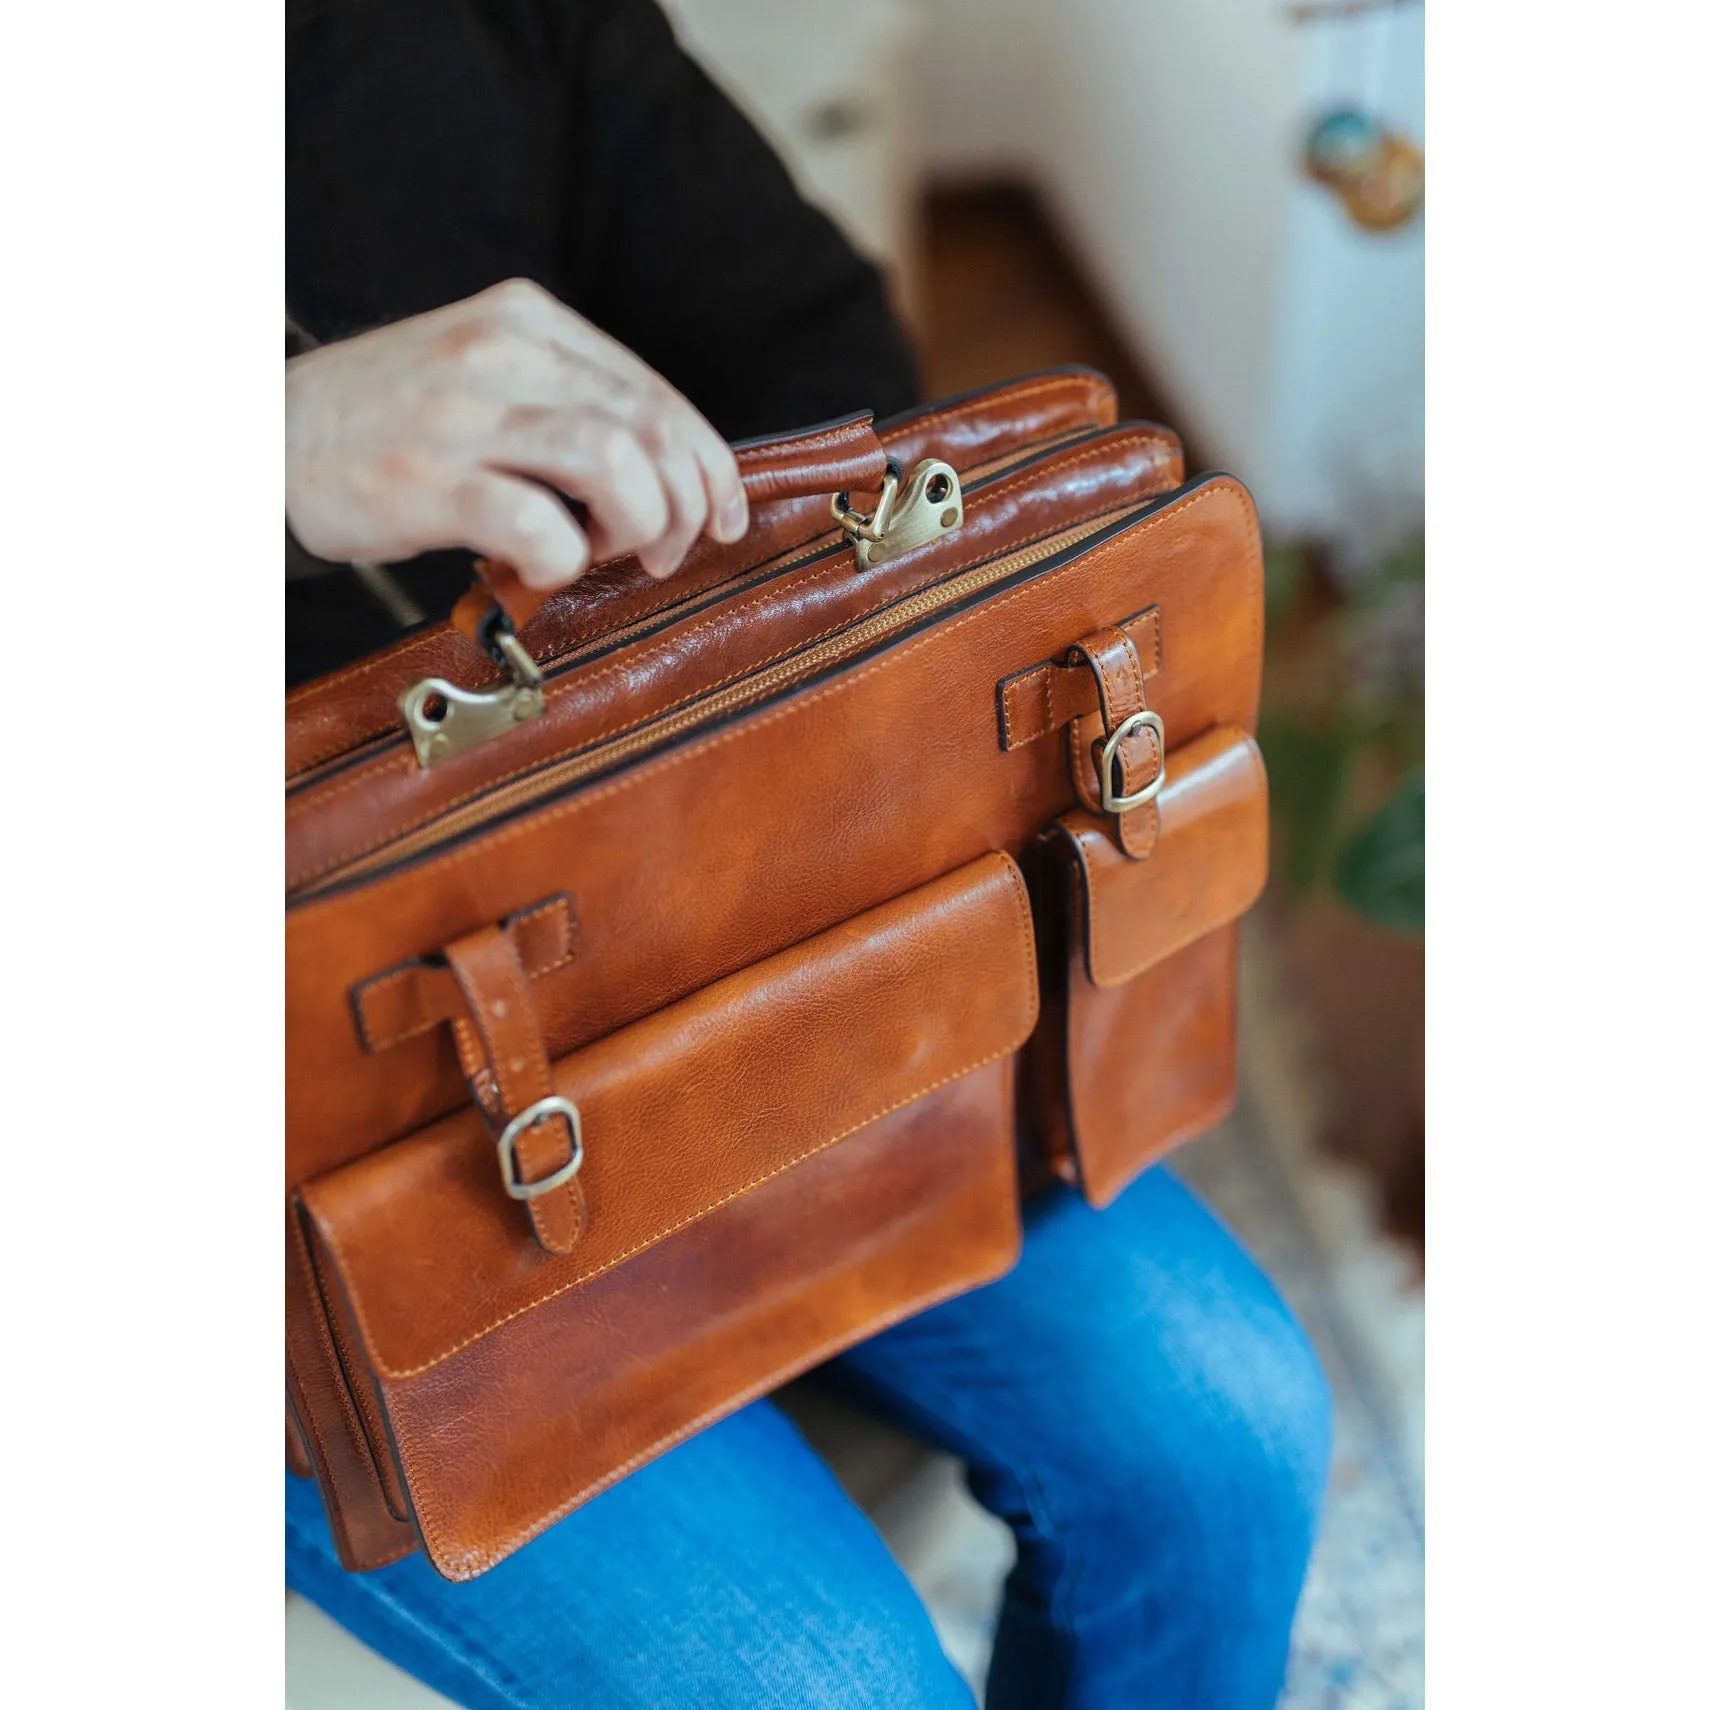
[1067,924,1240,1210]
[283,373,1256,1577]
[284,424,1186,893]
[472,414,891,632]
[348,1064,1018,1578]
[301,852,1036,1376]
[997,607,1161,751]
[286,475,1261,1194]
[283,370,1154,781]
[286,1208,419,1567]
[352,893,576,1053]
[300,853,1032,1578]
[1039,729,1267,1209]
[1060,725,1269,987]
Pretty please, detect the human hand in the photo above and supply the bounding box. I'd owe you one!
[285,279,748,589]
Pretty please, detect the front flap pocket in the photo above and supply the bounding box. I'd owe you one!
[1042,726,1267,1207]
[296,852,1037,1574]
[1058,724,1268,987]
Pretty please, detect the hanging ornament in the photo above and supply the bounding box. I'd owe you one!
[1296,1,1423,233]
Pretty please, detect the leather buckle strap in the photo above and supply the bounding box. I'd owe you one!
[1101,710,1166,813]
[1066,625,1164,861]
[442,925,586,1257]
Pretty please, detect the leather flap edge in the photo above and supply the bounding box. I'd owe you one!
[299,852,1038,1381]
[1055,726,1268,989]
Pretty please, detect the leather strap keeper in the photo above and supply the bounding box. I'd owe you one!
[995,607,1161,753]
[351,894,577,1054]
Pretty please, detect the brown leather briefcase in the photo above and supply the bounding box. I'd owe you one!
[285,368,1268,1579]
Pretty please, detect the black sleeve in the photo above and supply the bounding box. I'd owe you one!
[555,0,920,440]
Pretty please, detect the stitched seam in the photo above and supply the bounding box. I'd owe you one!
[316,1254,399,1506]
[896,375,1110,447]
[1081,736,1266,985]
[1139,607,1163,675]
[999,606,1163,750]
[289,486,1168,891]
[406,1221,1020,1577]
[492,947,583,1252]
[293,479,1253,910]
[322,860,1037,1379]
[343,1037,1028,1379]
[287,435,1159,834]
[506,897,578,979]
[746,418,873,456]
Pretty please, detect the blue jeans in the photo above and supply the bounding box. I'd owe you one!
[287,1169,1331,1709]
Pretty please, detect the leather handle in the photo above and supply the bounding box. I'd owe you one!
[459,411,888,638]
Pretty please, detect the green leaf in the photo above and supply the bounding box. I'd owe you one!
[1258,713,1356,893]
[1375,532,1425,590]
[1334,766,1425,933]
[1264,543,1310,625]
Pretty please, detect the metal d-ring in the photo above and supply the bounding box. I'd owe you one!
[1100,710,1166,814]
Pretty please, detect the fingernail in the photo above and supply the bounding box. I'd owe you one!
[718,493,748,540]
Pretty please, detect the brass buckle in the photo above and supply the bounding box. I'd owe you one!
[1100,710,1166,814]
[496,1095,585,1201]
[399,617,546,769]
[831,457,963,569]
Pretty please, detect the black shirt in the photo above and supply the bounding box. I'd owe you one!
[287,0,919,682]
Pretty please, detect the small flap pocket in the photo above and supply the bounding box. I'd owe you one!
[1056,725,1268,988]
[299,851,1038,1382]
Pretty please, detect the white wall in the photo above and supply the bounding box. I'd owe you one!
[916,0,1424,554]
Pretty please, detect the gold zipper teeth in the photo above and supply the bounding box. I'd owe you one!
[295,509,1129,897]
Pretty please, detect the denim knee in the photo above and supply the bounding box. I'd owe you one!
[1098,1298,1332,1613]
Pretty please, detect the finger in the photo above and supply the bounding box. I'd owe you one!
[447,470,590,590]
[690,420,746,544]
[636,426,709,580]
[595,377,742,543]
[491,407,669,561]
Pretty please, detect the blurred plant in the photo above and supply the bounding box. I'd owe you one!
[1259,530,1423,934]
